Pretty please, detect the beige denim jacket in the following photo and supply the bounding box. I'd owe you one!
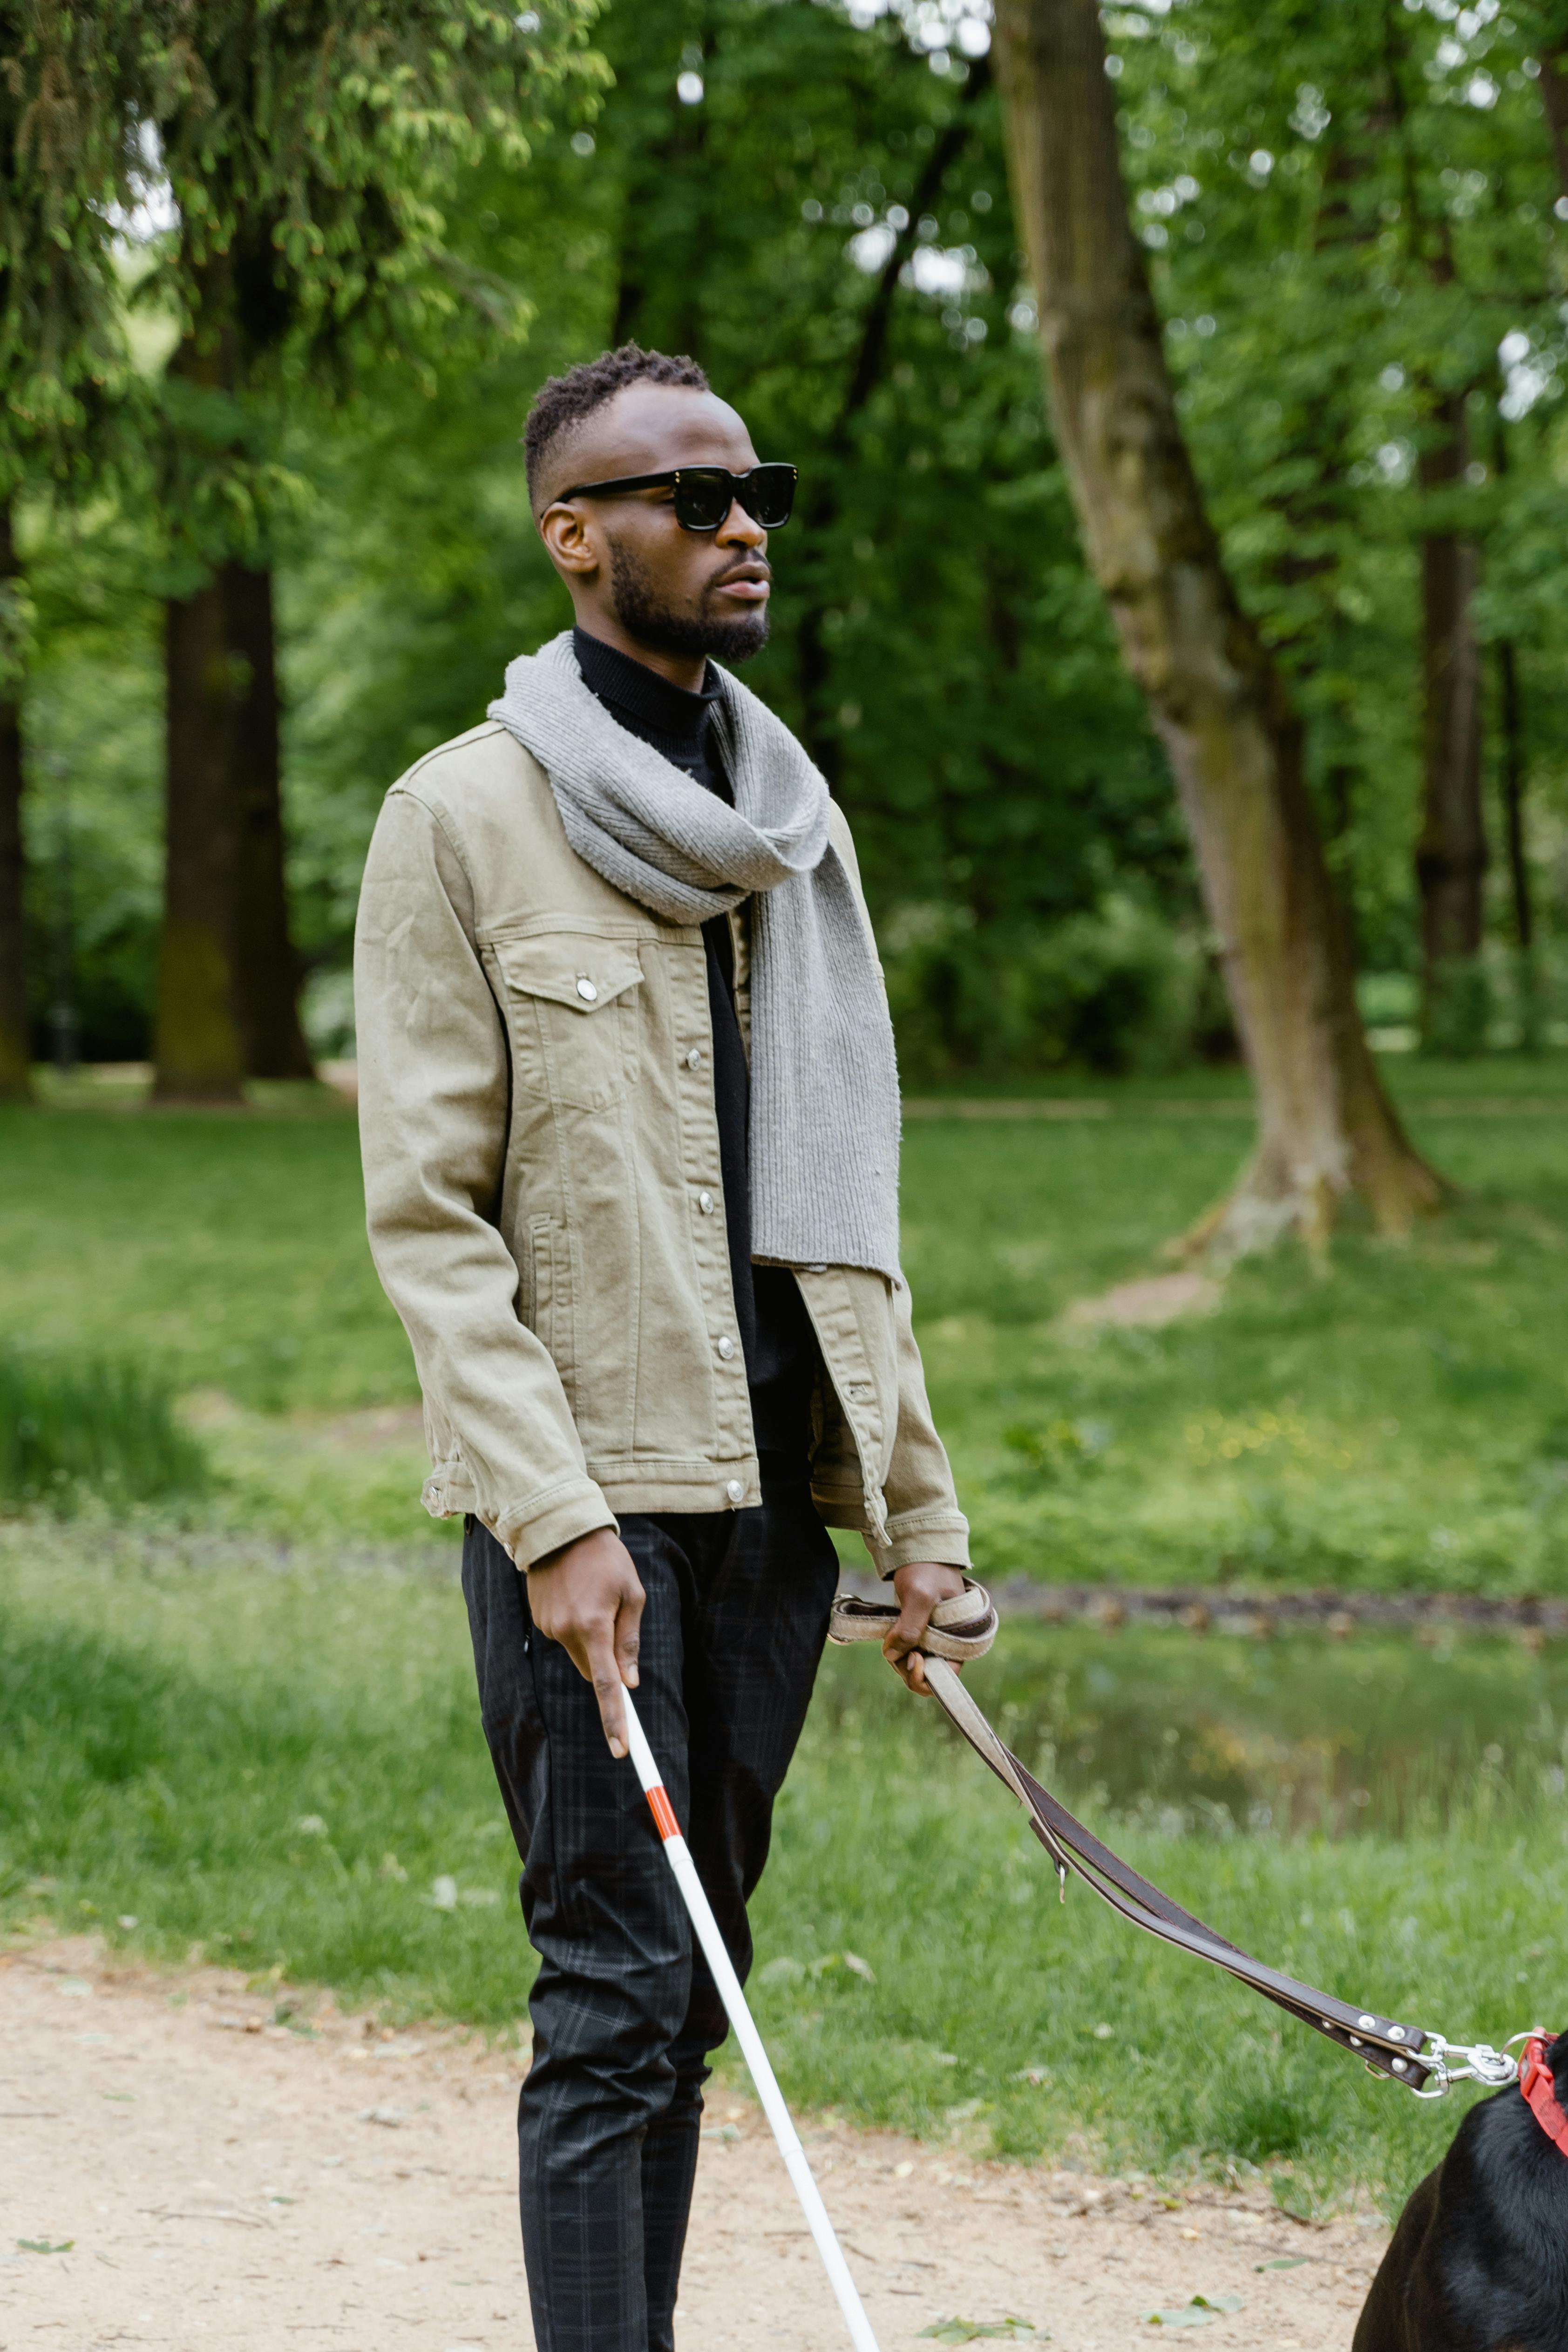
[353,718,970,1578]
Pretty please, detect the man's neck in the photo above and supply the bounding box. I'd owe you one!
[571,613,706,694]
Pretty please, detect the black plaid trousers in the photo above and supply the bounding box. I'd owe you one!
[461,1455,840,2352]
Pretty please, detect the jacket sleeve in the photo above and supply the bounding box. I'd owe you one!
[827,804,971,1581]
[867,1276,971,1577]
[353,784,617,1570]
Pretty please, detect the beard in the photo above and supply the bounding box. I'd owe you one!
[607,537,770,665]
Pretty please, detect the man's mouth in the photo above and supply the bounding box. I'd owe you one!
[711,564,771,604]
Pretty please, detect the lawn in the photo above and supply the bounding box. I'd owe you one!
[3,1064,1568,2208]
[2,1066,1565,1588]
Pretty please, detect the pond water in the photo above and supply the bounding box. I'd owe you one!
[818,1620,1568,1836]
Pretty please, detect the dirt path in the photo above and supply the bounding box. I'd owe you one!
[0,1939,1386,2350]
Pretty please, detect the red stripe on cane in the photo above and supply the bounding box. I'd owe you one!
[646,1785,680,1842]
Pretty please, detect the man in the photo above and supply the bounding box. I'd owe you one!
[353,342,971,2352]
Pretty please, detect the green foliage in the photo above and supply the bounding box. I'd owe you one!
[1101,0,1568,974]
[20,511,163,1057]
[266,0,1192,1073]
[1422,954,1494,1057]
[883,895,1227,1079]
[140,1,597,327]
[0,0,143,499]
[16,0,1568,1070]
[0,1343,206,1509]
[136,0,605,568]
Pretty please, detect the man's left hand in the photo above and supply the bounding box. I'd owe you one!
[882,1561,970,1696]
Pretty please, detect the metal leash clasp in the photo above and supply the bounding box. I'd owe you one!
[1408,2033,1521,2100]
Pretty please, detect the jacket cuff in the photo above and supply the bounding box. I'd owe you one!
[866,1509,971,1582]
[496,1478,618,1571]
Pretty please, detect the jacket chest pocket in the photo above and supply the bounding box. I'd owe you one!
[494,937,644,1113]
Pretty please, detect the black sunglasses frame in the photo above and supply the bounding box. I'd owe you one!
[556,463,797,532]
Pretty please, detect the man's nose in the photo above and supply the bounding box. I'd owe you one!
[716,499,767,550]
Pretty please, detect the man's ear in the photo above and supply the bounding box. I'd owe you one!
[538,501,600,579]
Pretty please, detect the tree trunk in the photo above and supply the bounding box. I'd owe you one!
[1540,42,1568,204]
[991,0,1442,1255]
[1497,639,1531,953]
[794,59,990,784]
[152,578,246,1102]
[0,504,29,1102]
[1413,392,1486,1050]
[224,561,312,1078]
[610,4,712,356]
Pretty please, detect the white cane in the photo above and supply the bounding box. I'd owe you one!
[619,1686,882,2352]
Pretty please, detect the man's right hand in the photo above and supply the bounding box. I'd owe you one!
[526,1528,645,1755]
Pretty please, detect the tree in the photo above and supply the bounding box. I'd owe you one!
[991,0,1443,1253]
[1378,9,1489,1053]
[1073,0,1567,1045]
[1538,12,1568,203]
[41,0,1562,1092]
[276,0,1192,1085]
[0,1,141,1100]
[140,0,597,1101]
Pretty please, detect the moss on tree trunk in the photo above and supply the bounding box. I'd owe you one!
[153,579,244,1104]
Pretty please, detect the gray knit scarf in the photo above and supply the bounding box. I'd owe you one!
[488,631,901,1279]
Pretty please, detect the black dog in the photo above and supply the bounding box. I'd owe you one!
[1354,2030,1568,2351]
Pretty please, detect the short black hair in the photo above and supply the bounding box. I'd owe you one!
[524,343,709,509]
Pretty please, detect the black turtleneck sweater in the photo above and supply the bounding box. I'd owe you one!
[571,626,817,1457]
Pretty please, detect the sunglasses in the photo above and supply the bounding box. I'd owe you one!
[557,462,797,533]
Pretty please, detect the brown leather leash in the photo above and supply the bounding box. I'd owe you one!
[829,1581,1518,2101]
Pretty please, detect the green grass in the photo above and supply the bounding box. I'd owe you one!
[0,1095,440,1550]
[0,1345,208,1510]
[905,1109,1568,1593]
[3,1526,1563,2211]
[3,1068,1567,1586]
[0,1095,409,1415]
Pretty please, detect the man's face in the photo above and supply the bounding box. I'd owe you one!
[536,383,774,666]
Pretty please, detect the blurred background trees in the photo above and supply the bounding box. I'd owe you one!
[9,0,1568,1102]
[0,0,148,1101]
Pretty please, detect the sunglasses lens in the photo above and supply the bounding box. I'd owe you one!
[744,466,795,528]
[673,471,732,530]
[671,466,797,529]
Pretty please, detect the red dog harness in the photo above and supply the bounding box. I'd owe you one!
[1517,2034,1568,2157]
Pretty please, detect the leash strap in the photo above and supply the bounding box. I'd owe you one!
[828,1583,1437,2092]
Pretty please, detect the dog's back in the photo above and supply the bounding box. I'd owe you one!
[1355,2032,1568,2352]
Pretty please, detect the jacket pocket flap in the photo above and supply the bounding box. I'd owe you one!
[495,938,644,1013]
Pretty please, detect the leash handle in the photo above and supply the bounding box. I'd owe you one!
[828,1577,999,1662]
[619,1688,882,2352]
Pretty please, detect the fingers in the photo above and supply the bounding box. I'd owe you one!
[883,1600,934,1696]
[895,1646,932,1696]
[585,1625,628,1756]
[614,1574,645,1693]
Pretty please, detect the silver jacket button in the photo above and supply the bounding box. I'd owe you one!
[685,1047,703,1069]
[575,975,598,1002]
[717,1336,735,1360]
[725,1478,745,1504]
[698,1190,714,1213]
